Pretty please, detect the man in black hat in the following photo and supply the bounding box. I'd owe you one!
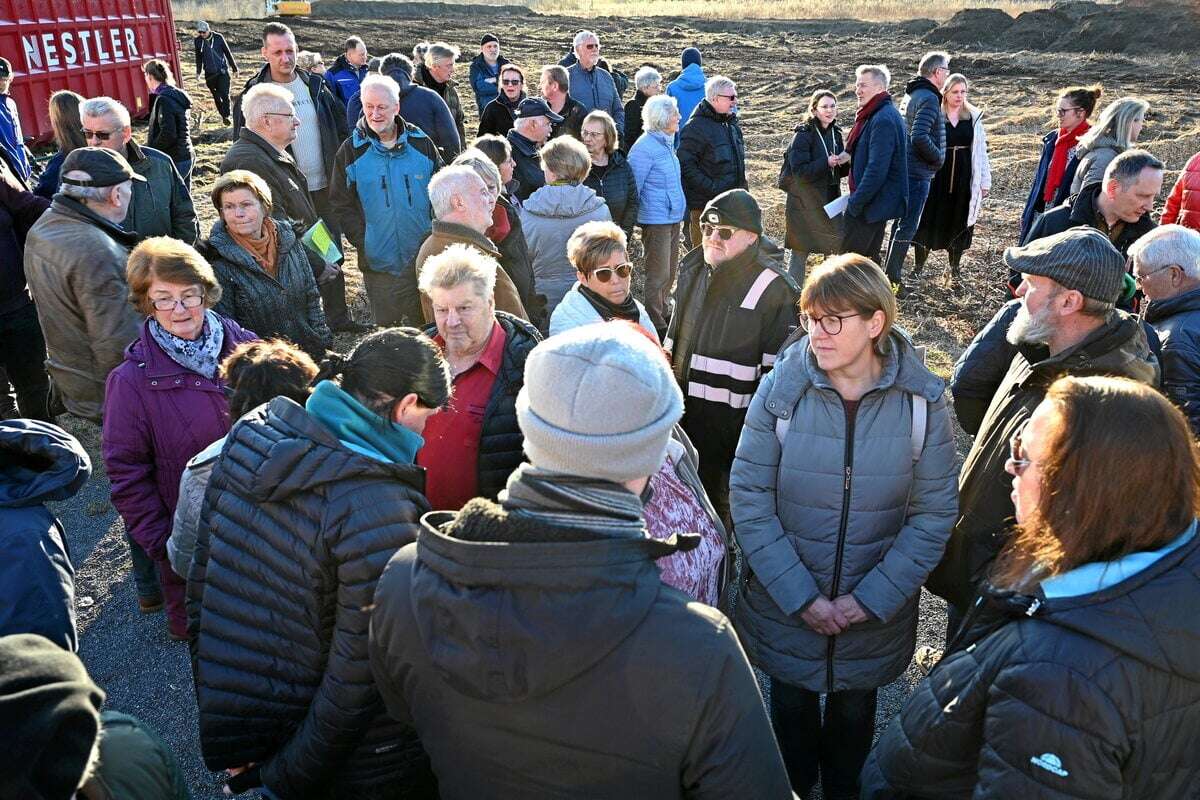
[193,20,239,126]
[0,57,31,186]
[665,188,800,521]
[468,33,509,114]
[22,147,143,423]
[507,97,563,202]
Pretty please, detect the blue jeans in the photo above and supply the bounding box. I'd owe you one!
[884,175,932,283]
[126,530,161,600]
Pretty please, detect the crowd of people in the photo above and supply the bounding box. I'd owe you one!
[2,17,1200,800]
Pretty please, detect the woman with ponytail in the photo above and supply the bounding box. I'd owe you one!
[188,327,449,800]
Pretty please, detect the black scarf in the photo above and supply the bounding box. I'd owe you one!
[578,283,640,323]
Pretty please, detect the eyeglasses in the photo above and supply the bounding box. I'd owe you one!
[82,128,119,141]
[583,43,600,50]
[1055,106,1083,117]
[716,93,737,102]
[1006,422,1033,475]
[1134,263,1177,284]
[588,262,633,283]
[580,129,605,139]
[501,78,522,86]
[798,311,860,336]
[264,111,296,119]
[151,294,205,312]
[701,223,737,241]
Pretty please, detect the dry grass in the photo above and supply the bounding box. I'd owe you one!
[170,0,266,21]
[523,0,1054,21]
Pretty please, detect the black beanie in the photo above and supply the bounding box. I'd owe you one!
[682,47,702,68]
[0,634,104,800]
[702,189,762,235]
[480,33,499,46]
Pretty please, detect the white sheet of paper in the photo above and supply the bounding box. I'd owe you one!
[824,193,850,219]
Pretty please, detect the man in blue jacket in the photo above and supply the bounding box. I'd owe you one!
[347,54,461,162]
[567,31,624,140]
[842,64,908,269]
[330,75,444,327]
[0,419,90,652]
[325,35,369,108]
[883,51,949,291]
[193,21,239,126]
[666,47,706,147]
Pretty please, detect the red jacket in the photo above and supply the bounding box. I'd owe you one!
[1164,150,1200,231]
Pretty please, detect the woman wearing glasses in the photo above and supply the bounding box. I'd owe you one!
[1019,84,1102,241]
[864,375,1200,799]
[102,236,257,641]
[730,254,957,799]
[205,170,332,358]
[550,220,655,339]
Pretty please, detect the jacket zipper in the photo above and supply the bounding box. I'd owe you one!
[405,175,413,205]
[826,394,858,693]
[380,174,390,207]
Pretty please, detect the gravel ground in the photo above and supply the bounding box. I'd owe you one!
[54,413,953,800]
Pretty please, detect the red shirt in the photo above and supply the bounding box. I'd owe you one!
[418,321,507,510]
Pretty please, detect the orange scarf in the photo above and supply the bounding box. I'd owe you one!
[229,216,280,278]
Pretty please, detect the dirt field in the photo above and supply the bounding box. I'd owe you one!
[170,0,1200,372]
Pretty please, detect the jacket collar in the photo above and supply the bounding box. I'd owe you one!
[354,116,411,151]
[904,75,942,102]
[1145,284,1200,323]
[128,315,237,381]
[507,130,540,157]
[238,127,297,167]
[1041,522,1197,599]
[49,196,139,246]
[1067,181,1153,236]
[122,139,147,165]
[429,219,500,256]
[209,218,297,270]
[1019,311,1155,383]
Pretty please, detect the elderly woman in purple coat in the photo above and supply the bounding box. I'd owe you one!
[102,236,256,640]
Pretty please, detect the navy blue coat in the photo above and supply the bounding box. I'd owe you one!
[1145,286,1200,434]
[0,419,90,651]
[0,178,49,314]
[1019,129,1081,242]
[325,55,367,108]
[847,96,908,224]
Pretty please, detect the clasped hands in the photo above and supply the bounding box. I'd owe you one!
[800,594,868,636]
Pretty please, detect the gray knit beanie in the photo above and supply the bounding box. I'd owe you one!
[517,322,684,483]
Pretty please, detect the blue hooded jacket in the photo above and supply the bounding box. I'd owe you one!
[666,63,707,147]
[347,67,462,161]
[0,419,91,651]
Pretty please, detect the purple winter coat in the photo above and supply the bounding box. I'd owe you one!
[102,315,257,560]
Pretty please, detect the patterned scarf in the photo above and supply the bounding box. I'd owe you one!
[149,309,225,379]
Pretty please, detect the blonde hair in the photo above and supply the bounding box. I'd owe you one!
[567,220,627,275]
[539,136,591,183]
[1078,96,1150,152]
[126,237,222,315]
[799,253,896,353]
[581,110,619,156]
[418,242,498,300]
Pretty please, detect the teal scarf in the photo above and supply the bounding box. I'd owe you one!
[306,380,423,464]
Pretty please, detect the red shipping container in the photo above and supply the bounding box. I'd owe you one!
[0,0,181,145]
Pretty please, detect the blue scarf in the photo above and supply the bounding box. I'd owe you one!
[306,380,423,465]
[149,309,225,379]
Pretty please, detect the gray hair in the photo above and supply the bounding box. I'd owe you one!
[643,94,679,133]
[412,41,430,63]
[242,83,293,128]
[918,51,950,77]
[453,147,503,192]
[80,96,130,128]
[359,74,400,105]
[59,170,117,204]
[573,30,598,49]
[704,75,735,103]
[1129,224,1200,281]
[1105,148,1164,189]
[418,242,497,300]
[856,64,891,90]
[512,115,542,136]
[425,42,459,67]
[634,66,661,92]
[344,35,364,53]
[296,51,323,71]
[541,64,569,93]
[428,164,486,218]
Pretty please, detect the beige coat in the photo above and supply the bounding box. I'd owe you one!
[416,220,528,324]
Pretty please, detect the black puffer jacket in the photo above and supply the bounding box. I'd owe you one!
[677,100,747,210]
[902,76,945,180]
[147,85,193,164]
[863,530,1200,799]
[1020,180,1156,254]
[188,397,436,799]
[584,149,639,237]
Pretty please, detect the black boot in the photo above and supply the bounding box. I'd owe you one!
[949,248,963,278]
[913,245,929,274]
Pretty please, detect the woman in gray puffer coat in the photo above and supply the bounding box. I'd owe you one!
[730,254,957,800]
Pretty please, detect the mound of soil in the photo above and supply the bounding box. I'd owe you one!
[923,9,1014,47]
[1049,0,1107,20]
[1006,8,1074,50]
[1054,3,1200,53]
[314,0,531,19]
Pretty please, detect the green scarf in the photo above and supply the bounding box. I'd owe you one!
[306,380,423,464]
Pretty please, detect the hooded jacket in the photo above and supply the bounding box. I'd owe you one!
[507,128,545,202]
[1069,133,1122,196]
[22,196,142,422]
[677,100,747,210]
[347,68,461,162]
[415,63,467,149]
[147,85,194,164]
[781,120,847,254]
[477,91,523,138]
[567,61,625,135]
[325,54,367,107]
[1144,285,1200,434]
[468,52,510,113]
[194,31,236,77]
[368,492,794,800]
[666,62,707,147]
[328,116,442,276]
[207,219,332,357]
[189,397,436,798]
[518,182,611,317]
[1163,149,1200,231]
[731,330,958,691]
[122,140,198,244]
[1020,180,1156,253]
[0,419,89,651]
[900,76,946,179]
[583,148,639,236]
[939,312,1159,610]
[863,528,1200,799]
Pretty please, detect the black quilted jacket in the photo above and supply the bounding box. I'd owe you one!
[187,397,436,799]
[862,532,1200,799]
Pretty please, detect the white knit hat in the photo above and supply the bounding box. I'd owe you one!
[516,322,683,483]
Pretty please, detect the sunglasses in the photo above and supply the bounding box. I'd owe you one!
[701,223,736,241]
[501,78,522,85]
[588,263,633,283]
[583,43,600,50]
[716,93,737,102]
[1006,421,1033,475]
[1055,106,1083,117]
[82,128,118,141]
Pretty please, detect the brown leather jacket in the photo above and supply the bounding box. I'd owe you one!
[416,219,528,323]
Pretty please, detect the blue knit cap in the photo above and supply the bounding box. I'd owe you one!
[682,47,702,68]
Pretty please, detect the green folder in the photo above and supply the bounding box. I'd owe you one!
[301,219,342,265]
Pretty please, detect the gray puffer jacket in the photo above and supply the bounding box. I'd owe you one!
[1069,134,1122,196]
[518,182,610,318]
[730,329,958,692]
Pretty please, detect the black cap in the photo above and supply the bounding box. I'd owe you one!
[480,33,499,46]
[702,189,762,235]
[0,57,11,78]
[514,97,564,123]
[61,147,146,188]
